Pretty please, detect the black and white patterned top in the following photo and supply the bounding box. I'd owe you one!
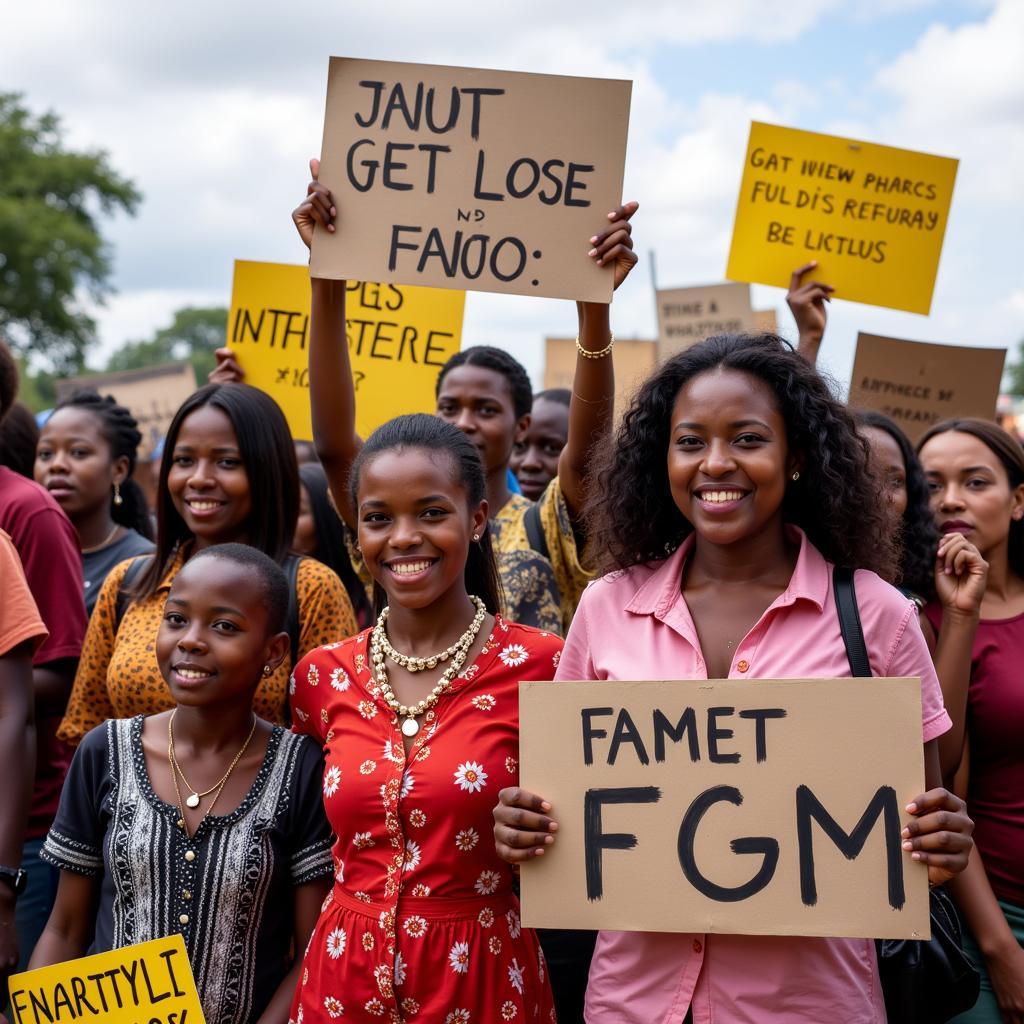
[42,716,333,1024]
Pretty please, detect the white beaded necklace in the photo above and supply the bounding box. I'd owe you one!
[370,596,486,737]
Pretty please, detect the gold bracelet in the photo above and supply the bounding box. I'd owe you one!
[576,332,614,359]
[572,390,612,405]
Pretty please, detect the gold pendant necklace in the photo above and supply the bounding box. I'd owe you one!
[167,710,257,812]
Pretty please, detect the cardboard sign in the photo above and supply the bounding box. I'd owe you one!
[848,333,1006,442]
[543,336,656,422]
[227,260,465,441]
[310,57,632,302]
[726,122,958,315]
[55,363,198,460]
[520,677,929,939]
[656,282,759,357]
[7,934,205,1024]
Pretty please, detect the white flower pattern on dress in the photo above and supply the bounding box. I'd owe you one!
[322,995,343,1018]
[403,916,428,938]
[455,828,479,851]
[508,958,525,994]
[445,1012,471,1024]
[470,694,496,711]
[448,940,471,974]
[506,909,521,939]
[403,840,422,873]
[474,870,501,895]
[453,762,488,793]
[497,644,529,667]
[394,951,407,987]
[325,927,347,959]
[330,666,351,691]
[323,765,341,798]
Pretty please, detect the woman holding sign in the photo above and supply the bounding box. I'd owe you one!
[495,333,975,1024]
[919,420,1024,1023]
[284,159,636,639]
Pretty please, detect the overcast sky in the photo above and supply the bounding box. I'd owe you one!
[3,0,1022,390]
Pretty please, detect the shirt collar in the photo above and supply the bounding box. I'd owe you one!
[624,524,830,621]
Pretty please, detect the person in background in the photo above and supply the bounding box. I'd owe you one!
[295,461,373,629]
[510,387,571,502]
[0,532,44,997]
[35,390,155,617]
[495,333,974,1024]
[57,382,358,747]
[918,419,1024,1023]
[294,439,318,466]
[0,341,88,973]
[0,403,40,479]
[30,544,332,1024]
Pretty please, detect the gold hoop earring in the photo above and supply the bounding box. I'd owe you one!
[113,482,123,506]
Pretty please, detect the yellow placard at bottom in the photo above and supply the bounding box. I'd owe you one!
[8,935,205,1024]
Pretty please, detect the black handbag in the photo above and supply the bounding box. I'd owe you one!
[833,567,980,1023]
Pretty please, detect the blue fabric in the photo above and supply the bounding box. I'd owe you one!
[507,467,522,495]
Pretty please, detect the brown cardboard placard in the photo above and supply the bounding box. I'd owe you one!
[848,333,1006,442]
[311,57,632,303]
[544,336,656,421]
[657,282,758,358]
[520,677,929,939]
[55,362,197,460]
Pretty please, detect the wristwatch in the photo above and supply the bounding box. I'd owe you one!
[0,865,28,898]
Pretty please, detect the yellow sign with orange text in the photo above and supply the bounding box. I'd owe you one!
[227,260,465,440]
[7,934,205,1024]
[726,123,958,315]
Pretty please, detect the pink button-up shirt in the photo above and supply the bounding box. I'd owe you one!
[555,528,951,1024]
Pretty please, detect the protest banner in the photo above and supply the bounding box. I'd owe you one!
[55,362,197,460]
[753,308,778,334]
[227,260,464,441]
[726,122,958,315]
[848,332,1006,442]
[656,282,758,357]
[7,934,205,1024]
[544,336,656,420]
[310,57,632,302]
[520,677,929,939]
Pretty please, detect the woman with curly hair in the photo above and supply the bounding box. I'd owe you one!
[495,332,975,1024]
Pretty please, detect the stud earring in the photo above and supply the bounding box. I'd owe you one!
[791,471,800,482]
[262,665,272,677]
[472,533,480,542]
[113,482,123,506]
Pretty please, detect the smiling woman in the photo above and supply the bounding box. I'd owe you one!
[57,383,358,746]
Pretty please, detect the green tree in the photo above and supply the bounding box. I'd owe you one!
[0,92,140,374]
[1004,337,1024,396]
[104,306,228,383]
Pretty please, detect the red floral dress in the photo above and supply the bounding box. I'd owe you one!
[289,616,561,1024]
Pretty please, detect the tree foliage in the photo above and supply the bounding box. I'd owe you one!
[1004,337,1024,396]
[104,306,227,383]
[0,92,140,374]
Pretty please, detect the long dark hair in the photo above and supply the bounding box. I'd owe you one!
[855,410,938,600]
[136,383,299,597]
[299,462,372,628]
[586,333,898,579]
[54,389,154,541]
[918,417,1024,579]
[348,413,504,616]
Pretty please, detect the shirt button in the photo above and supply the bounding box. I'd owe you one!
[736,660,750,673]
[179,914,190,925]
[182,890,192,900]
[184,851,196,863]
[692,939,703,954]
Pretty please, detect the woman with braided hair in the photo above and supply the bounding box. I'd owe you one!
[35,390,155,617]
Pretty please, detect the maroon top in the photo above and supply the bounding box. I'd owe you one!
[926,603,1024,906]
[0,466,87,839]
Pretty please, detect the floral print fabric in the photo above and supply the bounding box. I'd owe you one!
[289,618,561,1023]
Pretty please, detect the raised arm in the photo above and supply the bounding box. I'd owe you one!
[292,158,362,528]
[558,201,639,515]
[786,261,834,364]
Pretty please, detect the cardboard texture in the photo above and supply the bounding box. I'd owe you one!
[227,260,465,441]
[726,122,958,315]
[55,362,197,460]
[544,336,656,421]
[656,282,758,357]
[848,332,1006,442]
[520,677,930,939]
[310,57,632,302]
[7,934,206,1024]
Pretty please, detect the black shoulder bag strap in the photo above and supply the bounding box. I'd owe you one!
[284,553,302,668]
[524,501,550,561]
[833,566,872,678]
[114,555,153,634]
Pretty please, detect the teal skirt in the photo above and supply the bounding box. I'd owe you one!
[951,895,1024,1023]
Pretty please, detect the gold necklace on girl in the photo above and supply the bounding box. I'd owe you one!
[370,595,487,738]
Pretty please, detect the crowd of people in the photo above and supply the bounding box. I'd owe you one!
[0,167,1020,1024]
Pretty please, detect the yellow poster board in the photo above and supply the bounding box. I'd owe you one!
[726,122,958,315]
[227,260,465,440]
[7,934,205,1024]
